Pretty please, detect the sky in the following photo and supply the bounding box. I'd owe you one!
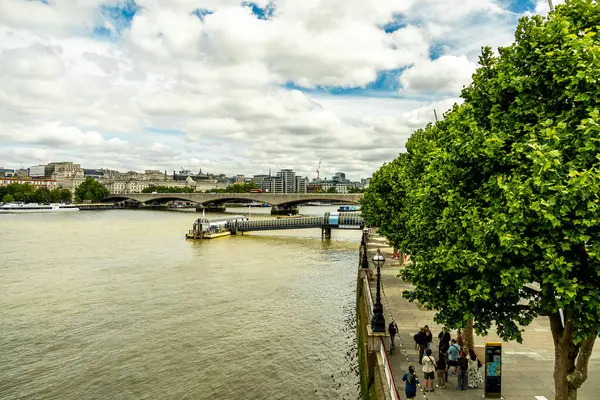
[0,0,560,181]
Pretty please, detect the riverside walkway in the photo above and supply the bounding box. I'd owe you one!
[365,235,600,400]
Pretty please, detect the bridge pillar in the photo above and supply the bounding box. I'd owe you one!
[271,206,299,216]
[321,227,332,240]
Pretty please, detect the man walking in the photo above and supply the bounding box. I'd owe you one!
[388,320,399,350]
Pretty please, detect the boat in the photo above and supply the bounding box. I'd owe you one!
[337,205,360,212]
[0,203,80,213]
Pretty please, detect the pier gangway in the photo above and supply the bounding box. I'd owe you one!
[185,212,365,240]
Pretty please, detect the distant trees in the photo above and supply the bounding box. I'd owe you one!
[0,183,72,203]
[74,178,109,202]
[142,186,194,193]
[207,183,260,193]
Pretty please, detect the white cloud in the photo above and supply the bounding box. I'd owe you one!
[0,0,549,179]
[399,55,477,94]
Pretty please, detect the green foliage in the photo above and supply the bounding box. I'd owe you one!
[141,185,195,193]
[0,183,71,204]
[207,183,260,193]
[74,177,109,202]
[348,187,366,193]
[326,187,338,193]
[2,194,14,202]
[362,0,600,347]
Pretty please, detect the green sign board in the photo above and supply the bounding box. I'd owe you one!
[485,342,502,398]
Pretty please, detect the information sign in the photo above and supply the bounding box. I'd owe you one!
[485,342,502,398]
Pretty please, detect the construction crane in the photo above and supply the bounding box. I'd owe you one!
[316,159,322,180]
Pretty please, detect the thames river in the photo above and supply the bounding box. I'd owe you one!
[0,206,360,400]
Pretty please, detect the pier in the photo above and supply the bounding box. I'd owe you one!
[186,212,364,239]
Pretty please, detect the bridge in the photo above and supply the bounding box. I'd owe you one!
[187,212,365,239]
[105,193,363,214]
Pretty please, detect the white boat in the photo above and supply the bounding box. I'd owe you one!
[0,203,80,213]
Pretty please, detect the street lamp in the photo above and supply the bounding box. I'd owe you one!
[371,248,386,332]
[361,228,369,269]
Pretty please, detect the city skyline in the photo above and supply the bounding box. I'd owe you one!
[0,1,557,178]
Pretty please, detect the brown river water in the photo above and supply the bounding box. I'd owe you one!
[0,206,360,400]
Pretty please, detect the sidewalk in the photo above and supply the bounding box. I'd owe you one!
[365,237,600,400]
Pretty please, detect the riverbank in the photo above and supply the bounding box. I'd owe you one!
[364,233,600,400]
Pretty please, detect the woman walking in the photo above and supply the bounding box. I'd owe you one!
[401,365,419,400]
[468,349,483,388]
[424,325,433,349]
[421,348,436,392]
[435,354,447,389]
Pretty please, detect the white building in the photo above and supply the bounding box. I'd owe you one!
[277,169,296,193]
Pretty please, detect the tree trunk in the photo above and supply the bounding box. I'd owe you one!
[549,311,596,400]
[463,317,475,352]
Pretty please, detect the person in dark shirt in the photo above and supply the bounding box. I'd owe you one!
[388,320,399,349]
[456,351,469,390]
[424,325,433,349]
[401,365,419,400]
[413,328,428,363]
[435,355,447,388]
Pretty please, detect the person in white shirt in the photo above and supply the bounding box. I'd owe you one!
[421,348,436,392]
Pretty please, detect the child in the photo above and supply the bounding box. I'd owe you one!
[436,354,447,389]
[401,365,418,400]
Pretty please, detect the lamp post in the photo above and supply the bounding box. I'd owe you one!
[371,248,386,332]
[361,228,369,269]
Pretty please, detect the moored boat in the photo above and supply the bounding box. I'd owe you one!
[0,203,80,213]
[337,205,360,212]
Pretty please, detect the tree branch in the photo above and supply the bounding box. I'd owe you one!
[568,334,596,389]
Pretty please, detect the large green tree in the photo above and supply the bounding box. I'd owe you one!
[362,2,600,399]
[75,178,109,202]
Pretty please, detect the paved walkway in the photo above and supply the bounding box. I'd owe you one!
[365,236,600,400]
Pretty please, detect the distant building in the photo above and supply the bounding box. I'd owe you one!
[0,177,58,190]
[333,172,349,183]
[251,174,269,186]
[46,162,85,191]
[276,169,296,193]
[28,165,46,178]
[295,176,308,193]
[261,176,283,193]
[0,168,14,178]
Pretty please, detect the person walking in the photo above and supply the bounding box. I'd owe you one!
[421,348,436,392]
[401,365,419,400]
[468,349,484,388]
[424,325,433,349]
[414,328,428,363]
[447,339,461,375]
[388,320,399,350]
[438,327,451,356]
[435,354,447,389]
[456,351,469,390]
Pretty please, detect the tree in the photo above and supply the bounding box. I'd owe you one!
[2,194,14,202]
[60,189,72,202]
[361,2,600,399]
[75,177,109,202]
[326,187,337,193]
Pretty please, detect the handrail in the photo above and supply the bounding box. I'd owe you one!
[380,337,402,400]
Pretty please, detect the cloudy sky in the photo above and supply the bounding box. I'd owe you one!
[0,0,558,180]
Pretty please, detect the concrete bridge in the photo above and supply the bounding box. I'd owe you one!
[105,193,363,207]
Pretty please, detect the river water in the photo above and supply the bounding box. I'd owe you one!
[0,206,360,400]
